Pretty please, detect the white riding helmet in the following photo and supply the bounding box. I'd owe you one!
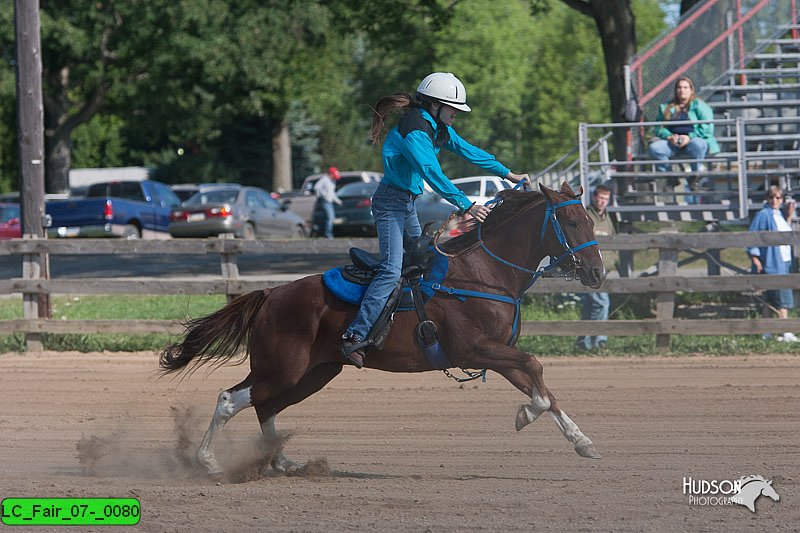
[416,72,471,112]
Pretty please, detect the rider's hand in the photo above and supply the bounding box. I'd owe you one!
[468,204,490,223]
[506,172,531,188]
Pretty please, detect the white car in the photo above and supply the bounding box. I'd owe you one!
[417,175,515,236]
[425,175,514,207]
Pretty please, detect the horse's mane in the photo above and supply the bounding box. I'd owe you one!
[439,189,546,254]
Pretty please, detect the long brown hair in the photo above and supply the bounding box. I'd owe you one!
[369,93,416,144]
[663,76,696,120]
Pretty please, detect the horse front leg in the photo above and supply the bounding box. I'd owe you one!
[471,339,601,459]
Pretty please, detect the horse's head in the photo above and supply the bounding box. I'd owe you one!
[539,182,605,289]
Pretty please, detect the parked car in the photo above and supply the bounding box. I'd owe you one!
[415,190,460,231]
[0,203,21,240]
[170,183,236,203]
[300,170,382,195]
[450,175,513,205]
[311,181,466,237]
[46,180,181,239]
[169,185,307,239]
[312,181,378,237]
[287,170,383,224]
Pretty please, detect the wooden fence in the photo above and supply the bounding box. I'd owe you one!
[1,231,799,350]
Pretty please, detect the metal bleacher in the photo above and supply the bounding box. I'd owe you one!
[536,1,800,223]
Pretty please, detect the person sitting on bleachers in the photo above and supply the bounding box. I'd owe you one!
[648,76,720,180]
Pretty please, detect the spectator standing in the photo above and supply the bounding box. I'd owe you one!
[576,184,617,351]
[314,166,342,239]
[648,77,720,201]
[747,185,797,342]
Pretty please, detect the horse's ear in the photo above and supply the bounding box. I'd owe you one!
[560,181,581,197]
[539,183,558,202]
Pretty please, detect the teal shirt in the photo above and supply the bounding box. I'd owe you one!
[381,109,510,211]
[653,99,720,155]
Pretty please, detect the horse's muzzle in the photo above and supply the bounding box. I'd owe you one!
[580,266,605,289]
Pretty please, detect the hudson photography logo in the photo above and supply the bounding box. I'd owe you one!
[683,475,780,512]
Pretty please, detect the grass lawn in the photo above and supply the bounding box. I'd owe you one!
[0,293,797,355]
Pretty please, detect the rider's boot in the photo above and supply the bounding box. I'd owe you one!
[341,334,368,369]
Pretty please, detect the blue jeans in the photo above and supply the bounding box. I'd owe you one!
[345,183,421,341]
[576,292,610,349]
[319,200,336,239]
[648,138,708,172]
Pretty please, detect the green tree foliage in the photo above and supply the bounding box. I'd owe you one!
[0,0,670,194]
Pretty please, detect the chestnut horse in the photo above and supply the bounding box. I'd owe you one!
[160,182,606,476]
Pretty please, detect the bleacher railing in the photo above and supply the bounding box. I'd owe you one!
[578,116,800,219]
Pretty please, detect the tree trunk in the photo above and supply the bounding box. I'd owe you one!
[45,127,71,194]
[271,120,292,192]
[591,0,637,162]
[561,0,637,162]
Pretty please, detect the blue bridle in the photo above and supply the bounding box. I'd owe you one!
[478,191,599,284]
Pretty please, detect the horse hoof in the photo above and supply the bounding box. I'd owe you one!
[575,443,602,459]
[207,470,224,481]
[515,405,535,432]
[271,455,300,474]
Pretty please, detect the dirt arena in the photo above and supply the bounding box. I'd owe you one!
[0,351,797,532]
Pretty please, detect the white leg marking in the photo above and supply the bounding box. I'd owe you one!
[197,387,252,475]
[515,392,551,431]
[548,410,602,459]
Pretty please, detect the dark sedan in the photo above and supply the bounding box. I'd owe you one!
[170,186,307,239]
[312,181,378,237]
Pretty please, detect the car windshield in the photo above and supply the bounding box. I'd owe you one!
[185,189,239,205]
[338,182,377,198]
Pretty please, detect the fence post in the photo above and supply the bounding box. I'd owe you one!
[655,244,678,350]
[219,234,239,303]
[21,235,46,351]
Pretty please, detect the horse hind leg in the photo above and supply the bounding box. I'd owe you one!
[258,416,299,474]
[254,363,343,475]
[197,385,253,476]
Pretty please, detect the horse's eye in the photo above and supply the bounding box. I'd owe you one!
[567,220,578,229]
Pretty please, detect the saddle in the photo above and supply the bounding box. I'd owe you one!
[343,233,436,285]
[323,235,451,369]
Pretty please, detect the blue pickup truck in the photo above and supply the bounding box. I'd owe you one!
[46,180,181,239]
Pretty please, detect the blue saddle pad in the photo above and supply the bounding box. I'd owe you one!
[322,250,449,308]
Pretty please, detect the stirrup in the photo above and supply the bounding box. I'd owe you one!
[341,338,370,369]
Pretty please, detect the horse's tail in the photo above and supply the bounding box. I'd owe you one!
[159,289,270,374]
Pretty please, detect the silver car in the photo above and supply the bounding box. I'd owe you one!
[169,186,307,239]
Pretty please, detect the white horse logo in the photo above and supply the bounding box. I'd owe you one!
[730,475,780,513]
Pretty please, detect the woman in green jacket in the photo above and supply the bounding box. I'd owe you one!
[648,76,720,172]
